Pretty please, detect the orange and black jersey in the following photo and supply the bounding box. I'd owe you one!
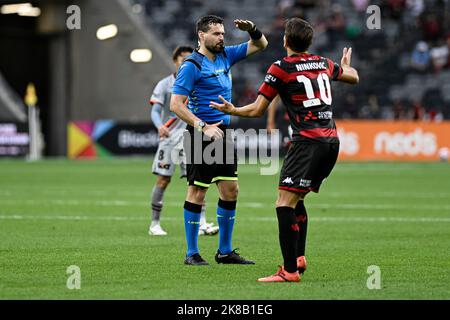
[258,53,343,143]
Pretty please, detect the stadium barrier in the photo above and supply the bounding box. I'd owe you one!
[68,120,450,162]
[336,120,450,161]
[0,123,29,157]
[67,120,159,158]
[67,120,280,160]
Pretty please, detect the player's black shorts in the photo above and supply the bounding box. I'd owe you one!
[279,142,339,194]
[183,125,238,188]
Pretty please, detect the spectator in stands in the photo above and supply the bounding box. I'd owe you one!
[411,99,425,120]
[342,93,358,119]
[384,0,406,20]
[403,0,424,29]
[405,0,424,18]
[277,0,294,15]
[325,4,346,51]
[207,8,227,19]
[360,93,381,119]
[424,107,443,122]
[351,0,370,12]
[410,41,430,72]
[238,82,258,106]
[294,0,316,9]
[430,40,449,73]
[271,12,290,34]
[393,99,406,120]
[447,34,450,68]
[270,1,304,36]
[421,13,442,42]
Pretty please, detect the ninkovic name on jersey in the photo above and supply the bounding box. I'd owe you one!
[295,61,327,71]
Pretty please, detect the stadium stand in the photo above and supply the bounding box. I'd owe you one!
[130,0,450,122]
[0,72,27,122]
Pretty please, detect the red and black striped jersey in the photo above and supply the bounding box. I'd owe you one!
[258,53,343,143]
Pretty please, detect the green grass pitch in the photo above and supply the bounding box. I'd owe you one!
[0,159,449,299]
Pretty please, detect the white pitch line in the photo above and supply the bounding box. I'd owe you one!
[0,214,449,223]
[2,189,450,199]
[310,203,450,210]
[2,199,450,211]
[324,191,450,199]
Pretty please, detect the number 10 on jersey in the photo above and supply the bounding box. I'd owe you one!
[296,73,332,108]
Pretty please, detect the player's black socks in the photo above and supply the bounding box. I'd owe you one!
[276,207,299,273]
[295,200,308,257]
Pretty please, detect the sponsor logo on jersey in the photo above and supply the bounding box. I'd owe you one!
[304,111,318,121]
[299,179,311,187]
[158,162,171,170]
[282,177,294,184]
[318,111,333,119]
[265,74,277,83]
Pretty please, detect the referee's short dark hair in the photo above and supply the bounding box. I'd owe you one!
[172,46,194,61]
[284,18,314,53]
[196,15,224,34]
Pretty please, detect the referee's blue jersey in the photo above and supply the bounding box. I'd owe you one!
[172,43,248,125]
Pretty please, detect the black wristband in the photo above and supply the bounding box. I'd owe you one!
[248,26,263,40]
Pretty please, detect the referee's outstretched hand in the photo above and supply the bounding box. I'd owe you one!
[203,121,224,140]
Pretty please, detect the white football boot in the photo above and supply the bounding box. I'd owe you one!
[148,222,167,236]
[198,222,219,236]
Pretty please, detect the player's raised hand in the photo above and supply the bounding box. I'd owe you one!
[203,120,224,140]
[341,47,352,67]
[234,19,255,32]
[339,47,359,84]
[210,96,236,115]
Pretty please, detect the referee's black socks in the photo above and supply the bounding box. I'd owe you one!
[276,207,299,273]
[294,200,308,257]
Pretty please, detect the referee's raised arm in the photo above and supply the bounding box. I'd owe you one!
[234,19,268,56]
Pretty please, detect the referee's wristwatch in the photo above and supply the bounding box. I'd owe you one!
[196,120,206,132]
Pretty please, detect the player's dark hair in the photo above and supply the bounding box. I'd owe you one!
[284,18,314,53]
[172,46,194,61]
[196,15,224,34]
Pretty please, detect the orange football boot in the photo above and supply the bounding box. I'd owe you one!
[257,266,300,283]
[297,256,307,274]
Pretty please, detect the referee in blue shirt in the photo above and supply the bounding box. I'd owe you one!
[171,15,268,265]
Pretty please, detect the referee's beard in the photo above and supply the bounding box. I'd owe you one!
[205,42,224,54]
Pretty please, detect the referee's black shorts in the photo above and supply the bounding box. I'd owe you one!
[183,125,238,188]
[279,142,339,194]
